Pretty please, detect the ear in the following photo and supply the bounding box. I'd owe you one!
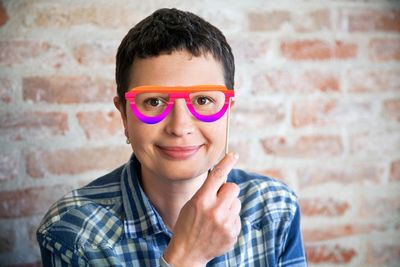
[113,96,128,129]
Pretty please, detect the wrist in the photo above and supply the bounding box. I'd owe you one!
[164,243,206,267]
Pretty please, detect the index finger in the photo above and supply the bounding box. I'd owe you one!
[199,152,239,195]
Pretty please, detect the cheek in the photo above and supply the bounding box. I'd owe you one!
[130,125,154,142]
[202,119,227,146]
[203,123,227,165]
[126,116,156,149]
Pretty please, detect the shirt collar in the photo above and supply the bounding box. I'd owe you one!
[121,154,172,239]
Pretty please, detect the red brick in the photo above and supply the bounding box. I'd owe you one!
[302,224,377,242]
[228,36,269,62]
[252,69,339,94]
[0,224,15,252]
[248,11,290,31]
[292,99,373,128]
[0,1,8,27]
[23,76,115,104]
[248,9,331,32]
[303,71,340,92]
[281,40,356,60]
[231,102,285,130]
[25,146,132,178]
[25,151,45,179]
[341,9,400,32]
[0,40,64,67]
[0,185,72,218]
[306,244,357,264]
[292,99,336,127]
[390,159,400,182]
[76,110,123,139]
[335,40,357,59]
[366,241,400,265]
[0,77,12,103]
[293,9,332,32]
[369,39,400,61]
[297,163,384,188]
[347,69,400,92]
[261,135,343,158]
[0,111,68,141]
[73,41,118,65]
[300,198,350,217]
[383,99,400,122]
[0,151,18,182]
[281,40,331,60]
[30,4,141,28]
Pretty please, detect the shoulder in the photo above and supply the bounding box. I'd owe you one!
[37,164,125,254]
[228,168,298,226]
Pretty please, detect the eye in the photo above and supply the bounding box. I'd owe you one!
[145,98,163,107]
[195,96,213,105]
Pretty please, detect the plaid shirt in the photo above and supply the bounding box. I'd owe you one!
[37,154,307,266]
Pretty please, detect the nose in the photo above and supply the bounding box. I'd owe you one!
[164,99,195,136]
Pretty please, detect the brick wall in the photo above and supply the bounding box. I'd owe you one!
[0,0,399,266]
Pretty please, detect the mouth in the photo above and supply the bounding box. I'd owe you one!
[156,145,202,160]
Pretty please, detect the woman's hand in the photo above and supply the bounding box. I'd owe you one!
[163,153,241,267]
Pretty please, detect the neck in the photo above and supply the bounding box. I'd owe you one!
[139,166,207,231]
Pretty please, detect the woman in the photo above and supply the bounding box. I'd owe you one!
[37,8,307,267]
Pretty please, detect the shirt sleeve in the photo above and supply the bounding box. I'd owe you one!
[37,202,125,266]
[40,245,73,267]
[278,202,308,267]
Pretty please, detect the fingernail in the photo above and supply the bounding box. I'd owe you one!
[232,152,239,159]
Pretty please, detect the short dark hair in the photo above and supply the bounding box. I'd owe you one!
[115,8,235,112]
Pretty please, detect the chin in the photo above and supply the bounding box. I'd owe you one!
[161,161,210,181]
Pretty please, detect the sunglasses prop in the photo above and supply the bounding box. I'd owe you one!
[125,85,235,125]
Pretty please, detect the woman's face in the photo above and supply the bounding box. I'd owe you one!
[116,50,229,182]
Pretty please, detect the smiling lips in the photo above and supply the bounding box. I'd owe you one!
[157,145,202,160]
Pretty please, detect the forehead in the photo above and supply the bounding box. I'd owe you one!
[128,50,225,88]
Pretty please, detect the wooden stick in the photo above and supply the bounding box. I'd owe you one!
[225,98,231,154]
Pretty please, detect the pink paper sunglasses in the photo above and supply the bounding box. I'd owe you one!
[125,85,234,124]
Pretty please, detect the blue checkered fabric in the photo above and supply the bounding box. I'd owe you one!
[37,154,307,266]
